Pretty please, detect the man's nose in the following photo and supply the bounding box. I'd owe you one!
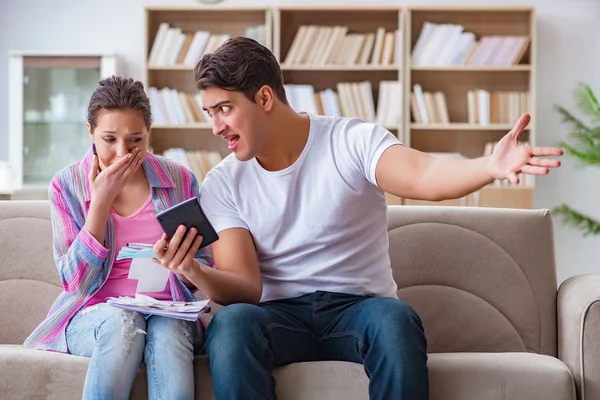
[212,115,226,136]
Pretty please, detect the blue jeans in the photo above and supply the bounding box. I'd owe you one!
[206,291,429,400]
[66,303,204,400]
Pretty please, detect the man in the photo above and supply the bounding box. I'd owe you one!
[154,36,562,399]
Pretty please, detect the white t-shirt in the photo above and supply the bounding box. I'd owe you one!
[200,114,402,302]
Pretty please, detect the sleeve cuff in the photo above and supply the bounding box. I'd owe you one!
[369,141,402,188]
[213,219,250,235]
[76,227,109,270]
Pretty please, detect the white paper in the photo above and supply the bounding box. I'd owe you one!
[128,258,170,293]
[107,295,211,321]
[128,258,144,280]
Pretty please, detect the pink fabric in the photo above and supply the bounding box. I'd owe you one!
[87,194,171,307]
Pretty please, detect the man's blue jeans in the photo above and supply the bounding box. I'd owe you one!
[206,291,429,399]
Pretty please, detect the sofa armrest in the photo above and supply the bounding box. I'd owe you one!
[558,274,600,400]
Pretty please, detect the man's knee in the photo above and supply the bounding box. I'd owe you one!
[362,298,424,338]
[206,303,266,350]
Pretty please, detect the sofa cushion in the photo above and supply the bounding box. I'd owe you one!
[427,352,575,400]
[275,353,575,400]
[1,345,575,400]
[386,206,558,356]
[0,201,60,345]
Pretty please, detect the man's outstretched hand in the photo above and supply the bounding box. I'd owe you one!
[487,113,563,184]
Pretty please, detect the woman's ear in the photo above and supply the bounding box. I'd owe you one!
[86,122,94,140]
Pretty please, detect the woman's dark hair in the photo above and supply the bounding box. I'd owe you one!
[194,36,288,105]
[87,75,152,131]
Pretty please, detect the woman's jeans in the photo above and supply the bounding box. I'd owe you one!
[66,303,204,400]
[205,291,429,400]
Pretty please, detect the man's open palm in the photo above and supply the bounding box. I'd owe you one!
[489,114,563,184]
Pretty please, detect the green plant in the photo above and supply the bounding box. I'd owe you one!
[552,82,600,236]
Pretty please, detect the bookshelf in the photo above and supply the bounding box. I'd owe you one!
[143,5,272,182]
[403,6,536,208]
[142,5,536,209]
[273,5,405,204]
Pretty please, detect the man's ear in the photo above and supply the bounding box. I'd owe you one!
[255,85,275,112]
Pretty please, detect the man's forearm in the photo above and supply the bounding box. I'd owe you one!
[416,155,495,201]
[185,261,262,305]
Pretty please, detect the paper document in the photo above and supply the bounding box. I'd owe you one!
[107,294,211,321]
[128,258,170,292]
[119,245,169,293]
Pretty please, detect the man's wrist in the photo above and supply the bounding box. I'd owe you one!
[181,260,205,290]
[482,155,498,183]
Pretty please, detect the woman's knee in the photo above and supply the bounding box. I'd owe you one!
[96,307,147,356]
[146,316,201,350]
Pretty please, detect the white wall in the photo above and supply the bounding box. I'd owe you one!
[1,0,599,283]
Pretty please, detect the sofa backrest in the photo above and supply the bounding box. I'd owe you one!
[387,205,558,357]
[0,201,558,357]
[0,200,60,344]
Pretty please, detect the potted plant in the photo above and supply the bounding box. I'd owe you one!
[552,82,600,236]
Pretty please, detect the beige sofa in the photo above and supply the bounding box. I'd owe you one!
[0,200,597,399]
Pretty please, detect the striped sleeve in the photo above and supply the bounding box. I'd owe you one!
[49,176,107,297]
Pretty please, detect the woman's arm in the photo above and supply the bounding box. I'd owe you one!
[51,151,143,297]
[48,177,109,297]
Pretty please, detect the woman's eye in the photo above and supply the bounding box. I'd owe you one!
[103,138,115,143]
[220,106,230,113]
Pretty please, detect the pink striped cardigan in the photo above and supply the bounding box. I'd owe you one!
[23,147,214,353]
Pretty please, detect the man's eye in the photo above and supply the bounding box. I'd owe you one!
[220,106,230,113]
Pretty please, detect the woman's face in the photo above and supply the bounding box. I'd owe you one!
[87,109,150,170]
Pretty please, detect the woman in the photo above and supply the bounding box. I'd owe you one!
[24,75,213,400]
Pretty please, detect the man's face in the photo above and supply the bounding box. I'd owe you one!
[201,87,268,162]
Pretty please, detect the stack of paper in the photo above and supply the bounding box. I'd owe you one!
[108,294,210,321]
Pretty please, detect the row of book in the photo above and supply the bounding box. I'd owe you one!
[162,149,223,183]
[410,84,530,125]
[147,87,209,125]
[148,82,528,129]
[148,23,267,67]
[466,89,530,125]
[411,22,529,66]
[285,81,402,128]
[283,25,402,66]
[410,87,450,124]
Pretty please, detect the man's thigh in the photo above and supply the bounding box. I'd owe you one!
[258,293,325,368]
[317,295,424,364]
[207,294,322,368]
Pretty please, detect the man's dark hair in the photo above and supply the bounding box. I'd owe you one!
[87,75,152,131]
[194,36,288,105]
